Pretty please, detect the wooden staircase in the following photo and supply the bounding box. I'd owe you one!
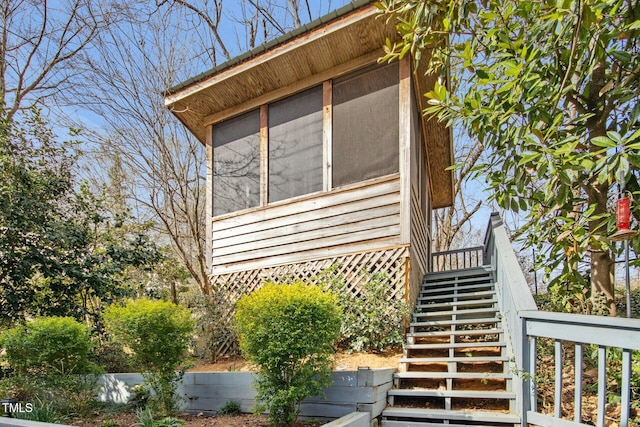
[382,267,521,427]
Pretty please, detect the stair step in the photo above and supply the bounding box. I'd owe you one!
[418,290,496,302]
[416,298,497,311]
[395,372,511,380]
[400,356,509,364]
[422,275,493,289]
[405,342,505,351]
[413,307,497,319]
[382,421,512,427]
[422,267,492,281]
[382,408,520,424]
[422,274,493,289]
[408,328,503,338]
[410,317,500,328]
[388,389,516,399]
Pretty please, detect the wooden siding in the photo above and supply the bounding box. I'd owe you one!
[409,189,428,309]
[211,175,402,275]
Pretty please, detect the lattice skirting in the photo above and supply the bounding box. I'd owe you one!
[208,246,410,358]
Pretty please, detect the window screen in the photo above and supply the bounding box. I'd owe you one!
[212,109,261,216]
[268,85,323,203]
[332,63,399,188]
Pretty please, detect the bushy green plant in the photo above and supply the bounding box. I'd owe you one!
[320,267,409,352]
[14,398,65,424]
[129,384,151,409]
[234,282,341,427]
[217,400,242,416]
[0,317,101,416]
[135,408,184,427]
[93,341,135,373]
[1,317,98,376]
[104,299,194,416]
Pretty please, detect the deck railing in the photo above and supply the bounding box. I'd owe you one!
[483,212,640,427]
[431,246,484,272]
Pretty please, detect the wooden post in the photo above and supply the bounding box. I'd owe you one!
[205,125,213,274]
[323,80,333,192]
[260,105,269,206]
[399,56,412,245]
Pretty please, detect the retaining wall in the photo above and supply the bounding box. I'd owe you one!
[98,368,394,421]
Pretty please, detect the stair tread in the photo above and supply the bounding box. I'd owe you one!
[410,317,500,327]
[422,278,493,289]
[418,283,496,300]
[416,299,497,310]
[382,420,513,427]
[382,407,520,423]
[420,286,495,297]
[408,328,503,338]
[388,389,516,399]
[395,372,511,379]
[405,342,505,350]
[413,307,498,318]
[400,356,509,363]
[422,275,493,288]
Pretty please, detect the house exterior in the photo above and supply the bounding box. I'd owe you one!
[164,0,453,353]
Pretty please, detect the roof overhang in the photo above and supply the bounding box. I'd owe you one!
[164,1,453,208]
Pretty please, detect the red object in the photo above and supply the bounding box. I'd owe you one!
[617,197,631,231]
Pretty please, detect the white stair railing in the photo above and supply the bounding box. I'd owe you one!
[483,212,640,427]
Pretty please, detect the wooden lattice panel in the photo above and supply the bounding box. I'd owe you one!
[209,246,409,358]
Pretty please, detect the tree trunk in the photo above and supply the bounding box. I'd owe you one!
[588,181,616,315]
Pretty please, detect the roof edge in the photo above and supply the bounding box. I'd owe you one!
[165,0,373,97]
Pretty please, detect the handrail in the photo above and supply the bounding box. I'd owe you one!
[521,310,640,427]
[432,246,484,272]
[483,212,640,427]
[483,212,537,424]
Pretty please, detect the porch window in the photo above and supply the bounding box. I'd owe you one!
[212,109,261,216]
[332,62,399,188]
[268,85,323,203]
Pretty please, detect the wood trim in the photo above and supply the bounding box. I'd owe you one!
[211,242,408,276]
[323,80,333,191]
[260,105,269,206]
[202,51,381,126]
[399,55,412,244]
[205,125,213,274]
[166,4,378,106]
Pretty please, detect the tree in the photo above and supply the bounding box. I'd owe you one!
[432,131,484,253]
[380,0,640,314]
[0,109,162,324]
[0,0,124,118]
[76,6,210,294]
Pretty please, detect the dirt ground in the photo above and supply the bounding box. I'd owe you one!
[70,352,402,427]
[72,411,325,427]
[187,350,402,372]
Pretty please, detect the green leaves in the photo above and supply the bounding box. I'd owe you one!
[380,0,640,300]
[104,299,194,415]
[234,282,341,427]
[0,110,163,323]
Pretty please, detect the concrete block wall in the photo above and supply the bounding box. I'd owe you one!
[98,368,394,421]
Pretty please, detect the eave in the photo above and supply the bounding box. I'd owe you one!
[164,1,453,208]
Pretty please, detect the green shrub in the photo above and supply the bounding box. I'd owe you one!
[104,299,194,416]
[235,282,341,427]
[14,398,65,424]
[217,400,242,416]
[93,341,135,373]
[0,317,101,416]
[321,267,409,353]
[1,317,98,376]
